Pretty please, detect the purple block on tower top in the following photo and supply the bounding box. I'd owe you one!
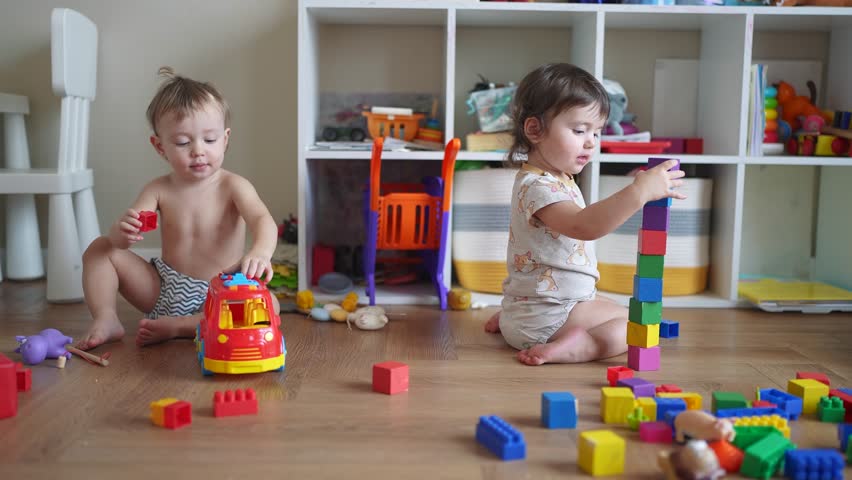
[642,205,670,232]
[617,377,656,397]
[648,157,681,171]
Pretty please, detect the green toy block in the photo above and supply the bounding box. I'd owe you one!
[847,435,851,464]
[628,297,662,325]
[636,254,664,278]
[817,396,845,423]
[740,431,795,479]
[732,426,782,450]
[626,406,649,431]
[713,391,749,413]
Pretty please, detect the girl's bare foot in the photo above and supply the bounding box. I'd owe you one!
[516,326,600,365]
[484,311,501,333]
[78,314,125,350]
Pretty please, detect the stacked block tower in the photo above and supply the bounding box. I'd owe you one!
[627,157,680,371]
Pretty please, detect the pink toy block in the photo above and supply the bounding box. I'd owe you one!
[138,210,157,232]
[628,345,660,371]
[607,366,634,387]
[213,388,258,418]
[373,361,409,395]
[0,353,16,419]
[15,362,31,392]
[796,371,830,386]
[656,384,682,394]
[639,421,673,443]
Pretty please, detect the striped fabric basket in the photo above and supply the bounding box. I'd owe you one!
[451,168,517,293]
[597,175,713,296]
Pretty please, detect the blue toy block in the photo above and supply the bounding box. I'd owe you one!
[476,415,526,460]
[659,320,679,338]
[784,449,844,480]
[840,424,852,451]
[716,407,791,421]
[642,205,670,232]
[760,388,803,420]
[541,392,577,429]
[221,273,259,287]
[655,397,687,422]
[838,387,852,396]
[647,197,672,208]
[633,276,663,302]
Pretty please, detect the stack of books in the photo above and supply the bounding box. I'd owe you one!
[466,131,512,152]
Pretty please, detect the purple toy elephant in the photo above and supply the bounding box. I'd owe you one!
[15,328,73,365]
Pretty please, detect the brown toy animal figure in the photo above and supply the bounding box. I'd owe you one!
[674,410,736,444]
[658,440,726,480]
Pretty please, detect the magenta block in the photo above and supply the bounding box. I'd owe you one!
[639,421,673,443]
[653,138,686,154]
[642,205,670,232]
[617,377,656,397]
[628,345,660,371]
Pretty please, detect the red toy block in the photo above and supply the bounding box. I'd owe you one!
[685,138,704,154]
[213,388,258,418]
[138,210,157,232]
[162,401,192,429]
[656,384,683,394]
[638,229,667,256]
[15,363,31,392]
[0,353,17,419]
[752,400,777,409]
[606,366,634,387]
[796,371,830,386]
[829,389,852,422]
[639,421,673,443]
[708,439,744,473]
[373,361,409,395]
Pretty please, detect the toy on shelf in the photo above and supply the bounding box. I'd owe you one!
[762,84,784,155]
[600,141,671,154]
[362,106,424,142]
[194,273,285,375]
[15,328,73,365]
[363,137,460,309]
[602,78,637,136]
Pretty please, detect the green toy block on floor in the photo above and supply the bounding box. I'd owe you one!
[740,431,796,479]
[732,426,781,450]
[626,406,650,431]
[628,297,662,325]
[713,391,748,413]
[817,396,845,423]
[636,254,664,278]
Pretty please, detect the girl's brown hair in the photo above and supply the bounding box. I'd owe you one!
[146,66,230,135]
[506,63,609,166]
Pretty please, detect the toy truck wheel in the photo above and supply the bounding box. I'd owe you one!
[349,128,366,142]
[273,337,286,372]
[322,127,339,141]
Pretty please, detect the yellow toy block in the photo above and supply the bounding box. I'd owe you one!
[636,396,657,421]
[601,387,635,424]
[579,430,625,476]
[657,392,703,410]
[150,397,179,427]
[732,415,790,438]
[627,322,660,348]
[787,378,830,414]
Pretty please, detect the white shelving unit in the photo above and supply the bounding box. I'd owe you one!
[298,0,852,308]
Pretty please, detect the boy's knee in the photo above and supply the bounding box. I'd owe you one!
[83,236,112,261]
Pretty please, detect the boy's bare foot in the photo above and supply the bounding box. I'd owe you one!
[517,326,599,365]
[136,315,199,347]
[77,314,125,350]
[484,311,501,333]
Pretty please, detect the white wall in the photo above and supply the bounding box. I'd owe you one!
[0,0,298,249]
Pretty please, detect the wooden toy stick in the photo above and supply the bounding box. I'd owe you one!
[65,346,110,367]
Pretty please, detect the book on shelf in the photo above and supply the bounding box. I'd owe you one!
[747,63,767,157]
[466,131,512,152]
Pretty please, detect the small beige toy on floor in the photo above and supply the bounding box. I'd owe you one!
[347,306,389,330]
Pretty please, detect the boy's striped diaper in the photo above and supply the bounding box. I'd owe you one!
[147,258,210,319]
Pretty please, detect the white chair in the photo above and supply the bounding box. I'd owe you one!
[0,8,99,302]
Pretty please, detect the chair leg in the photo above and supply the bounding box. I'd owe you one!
[73,187,100,250]
[46,193,83,303]
[5,194,45,280]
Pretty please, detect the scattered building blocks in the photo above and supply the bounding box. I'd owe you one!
[617,377,655,397]
[0,353,17,419]
[627,406,650,430]
[15,362,31,392]
[628,345,660,371]
[601,387,635,424]
[138,210,158,232]
[740,431,795,479]
[784,449,844,480]
[578,430,625,476]
[839,424,852,451]
[638,229,667,256]
[829,389,852,423]
[716,407,790,421]
[626,322,660,348]
[655,397,687,422]
[636,396,658,421]
[628,297,662,325]
[606,366,633,387]
[712,391,749,413]
[788,378,830,414]
[656,384,682,394]
[731,415,790,438]
[213,388,258,418]
[760,388,803,420]
[708,439,744,473]
[372,361,409,395]
[659,320,679,338]
[541,392,577,429]
[796,371,830,386]
[640,421,673,443]
[658,392,702,410]
[475,415,525,461]
[817,396,845,423]
[633,275,662,302]
[150,398,192,429]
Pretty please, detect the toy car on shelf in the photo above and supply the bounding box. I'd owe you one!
[195,273,285,376]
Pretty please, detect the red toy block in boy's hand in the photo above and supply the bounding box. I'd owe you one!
[138,210,158,232]
[213,388,259,418]
[373,361,409,395]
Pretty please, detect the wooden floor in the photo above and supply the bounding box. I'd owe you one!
[1,279,851,479]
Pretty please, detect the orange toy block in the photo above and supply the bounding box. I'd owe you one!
[708,439,744,473]
[213,388,258,418]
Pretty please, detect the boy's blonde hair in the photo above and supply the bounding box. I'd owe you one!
[146,66,230,135]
